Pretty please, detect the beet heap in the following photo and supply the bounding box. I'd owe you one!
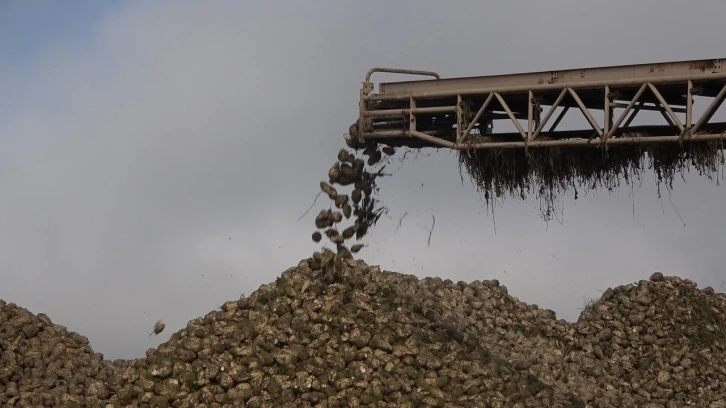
[2,263,726,407]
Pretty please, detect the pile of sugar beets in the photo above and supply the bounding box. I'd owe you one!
[309,135,395,281]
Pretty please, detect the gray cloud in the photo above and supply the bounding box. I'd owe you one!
[1,0,725,359]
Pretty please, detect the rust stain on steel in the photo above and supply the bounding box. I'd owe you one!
[689,61,715,72]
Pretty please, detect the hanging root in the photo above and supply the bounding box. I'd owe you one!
[457,138,725,221]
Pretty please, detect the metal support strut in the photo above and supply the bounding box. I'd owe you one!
[352,57,726,150]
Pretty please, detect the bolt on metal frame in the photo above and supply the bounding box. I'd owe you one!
[352,58,726,150]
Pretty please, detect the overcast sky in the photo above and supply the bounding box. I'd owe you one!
[2,0,726,360]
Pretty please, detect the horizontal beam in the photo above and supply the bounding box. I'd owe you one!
[369,72,726,101]
[362,130,726,150]
[378,57,724,98]
[363,122,726,144]
[362,105,456,118]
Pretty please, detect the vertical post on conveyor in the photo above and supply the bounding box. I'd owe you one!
[359,83,372,145]
[409,96,417,136]
[604,86,611,141]
[456,95,464,142]
[686,80,693,139]
[527,90,534,142]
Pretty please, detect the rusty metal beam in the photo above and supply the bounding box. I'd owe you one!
[567,87,603,138]
[363,106,455,118]
[355,57,726,151]
[693,84,726,134]
[532,88,567,141]
[458,93,494,143]
[369,72,726,102]
[687,80,694,136]
[377,57,724,98]
[647,83,684,132]
[607,84,647,138]
[365,68,440,84]
[494,93,527,140]
[611,102,686,113]
[361,122,726,144]
[364,129,726,150]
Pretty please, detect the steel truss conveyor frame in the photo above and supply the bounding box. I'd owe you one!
[348,58,726,150]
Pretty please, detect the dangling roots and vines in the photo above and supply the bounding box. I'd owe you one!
[457,135,726,221]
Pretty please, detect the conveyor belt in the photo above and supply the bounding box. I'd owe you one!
[346,58,726,150]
